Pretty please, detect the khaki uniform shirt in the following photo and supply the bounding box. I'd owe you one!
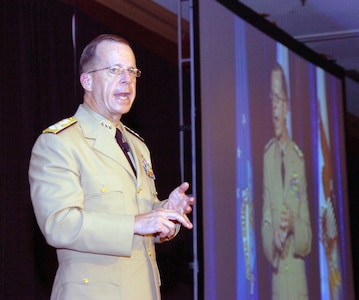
[262,138,312,300]
[29,104,170,300]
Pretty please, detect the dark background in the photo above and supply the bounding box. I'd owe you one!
[0,0,358,299]
[0,0,193,299]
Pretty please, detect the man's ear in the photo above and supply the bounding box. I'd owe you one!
[80,73,92,91]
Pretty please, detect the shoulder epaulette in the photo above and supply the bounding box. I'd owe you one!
[264,138,276,153]
[124,126,145,142]
[43,117,77,134]
[293,142,304,159]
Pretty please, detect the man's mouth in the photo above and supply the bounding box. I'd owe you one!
[114,92,130,100]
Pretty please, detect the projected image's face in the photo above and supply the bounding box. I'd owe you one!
[270,70,288,140]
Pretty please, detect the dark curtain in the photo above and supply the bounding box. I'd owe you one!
[0,0,193,299]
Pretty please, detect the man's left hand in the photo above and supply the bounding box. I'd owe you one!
[165,182,195,216]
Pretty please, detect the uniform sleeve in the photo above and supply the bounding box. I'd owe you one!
[29,133,135,257]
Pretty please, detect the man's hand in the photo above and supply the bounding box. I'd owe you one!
[274,203,294,252]
[274,223,284,252]
[165,182,195,215]
[134,208,193,239]
[280,203,294,234]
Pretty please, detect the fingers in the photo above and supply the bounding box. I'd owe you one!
[135,211,176,238]
[280,215,289,229]
[134,208,193,239]
[177,182,190,194]
[274,228,283,251]
[275,223,289,252]
[280,205,294,233]
[185,196,195,212]
[165,209,193,229]
[157,217,178,238]
[168,182,195,214]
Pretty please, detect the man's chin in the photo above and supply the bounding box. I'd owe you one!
[116,103,133,114]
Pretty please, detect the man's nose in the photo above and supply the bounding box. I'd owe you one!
[119,69,133,84]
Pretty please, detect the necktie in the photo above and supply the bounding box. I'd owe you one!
[281,149,285,188]
[115,128,137,177]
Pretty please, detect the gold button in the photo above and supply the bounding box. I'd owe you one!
[137,188,142,194]
[83,278,89,284]
[101,187,107,193]
[148,251,152,257]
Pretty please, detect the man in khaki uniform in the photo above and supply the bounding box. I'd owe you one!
[262,63,312,300]
[29,34,194,300]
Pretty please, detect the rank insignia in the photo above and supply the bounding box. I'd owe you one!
[43,117,77,134]
[142,156,156,179]
[290,172,300,198]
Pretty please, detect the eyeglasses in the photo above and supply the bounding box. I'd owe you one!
[87,64,142,78]
[270,91,286,103]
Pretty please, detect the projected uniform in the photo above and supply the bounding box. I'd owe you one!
[262,63,312,300]
[262,138,312,300]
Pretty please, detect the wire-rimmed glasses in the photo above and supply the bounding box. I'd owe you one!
[87,64,141,78]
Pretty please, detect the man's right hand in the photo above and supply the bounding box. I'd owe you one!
[274,223,285,252]
[134,208,192,239]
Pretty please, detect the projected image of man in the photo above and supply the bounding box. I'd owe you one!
[261,63,312,300]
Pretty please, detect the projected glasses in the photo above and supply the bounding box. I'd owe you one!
[87,64,142,78]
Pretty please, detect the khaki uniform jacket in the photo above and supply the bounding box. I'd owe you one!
[29,104,168,300]
[262,138,312,300]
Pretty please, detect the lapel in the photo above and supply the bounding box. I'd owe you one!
[74,105,136,179]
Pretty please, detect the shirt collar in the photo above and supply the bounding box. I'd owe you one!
[82,103,118,136]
